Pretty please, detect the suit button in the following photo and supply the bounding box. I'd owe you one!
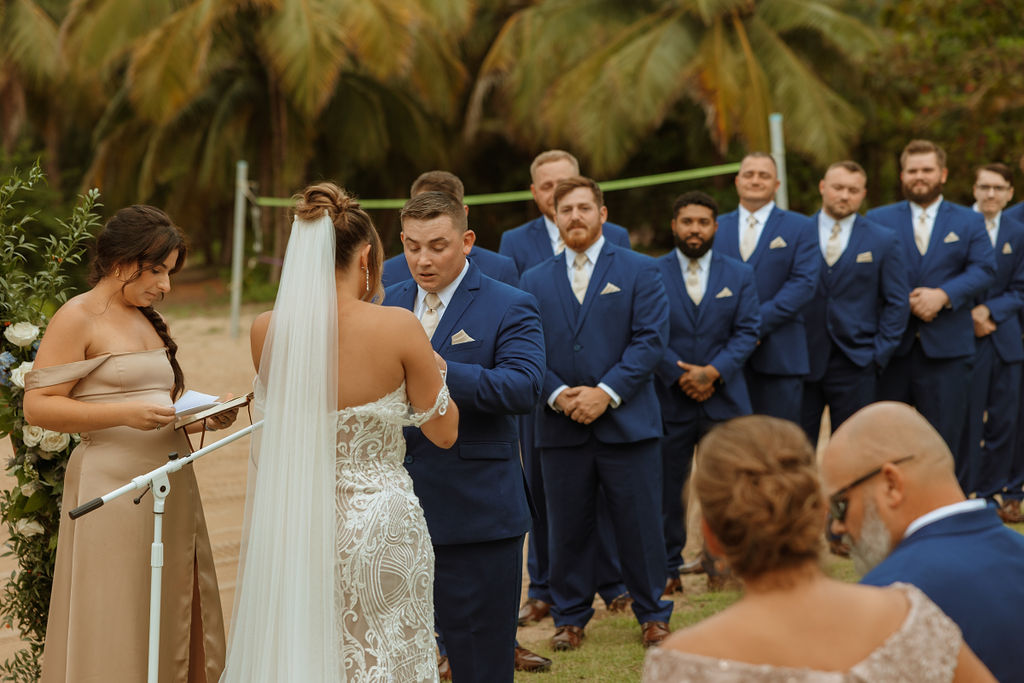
[404,455,413,464]
[574,344,582,351]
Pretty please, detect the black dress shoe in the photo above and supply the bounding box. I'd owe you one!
[514,645,552,673]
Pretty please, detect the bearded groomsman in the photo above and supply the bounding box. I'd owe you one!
[959,163,1024,504]
[800,161,909,445]
[654,191,760,595]
[714,153,819,423]
[866,140,995,462]
[519,176,673,651]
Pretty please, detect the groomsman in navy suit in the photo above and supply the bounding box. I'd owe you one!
[382,170,519,288]
[386,192,546,682]
[959,163,1024,502]
[654,191,761,594]
[499,150,629,627]
[519,176,673,651]
[801,161,910,445]
[715,153,819,423]
[866,140,995,461]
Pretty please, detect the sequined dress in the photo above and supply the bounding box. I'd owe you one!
[642,583,962,682]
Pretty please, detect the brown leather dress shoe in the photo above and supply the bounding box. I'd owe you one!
[662,575,683,598]
[678,557,707,575]
[438,654,452,680]
[518,598,551,625]
[514,645,553,673]
[550,625,585,651]
[999,499,1024,524]
[641,621,671,648]
[606,592,633,613]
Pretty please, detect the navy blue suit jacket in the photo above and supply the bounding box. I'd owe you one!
[861,506,1024,682]
[385,264,546,545]
[654,251,761,422]
[866,200,995,359]
[1004,200,1024,224]
[803,213,910,380]
[519,242,668,448]
[382,245,519,290]
[715,207,819,376]
[499,217,630,276]
[975,214,1024,363]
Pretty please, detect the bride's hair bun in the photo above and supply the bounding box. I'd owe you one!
[292,182,384,302]
[694,416,824,579]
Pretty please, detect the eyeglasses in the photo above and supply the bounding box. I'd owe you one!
[975,184,1012,193]
[828,455,915,523]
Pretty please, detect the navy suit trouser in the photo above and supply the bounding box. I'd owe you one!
[661,412,718,577]
[540,436,672,628]
[744,367,803,423]
[1009,365,1024,501]
[800,346,876,448]
[434,535,523,683]
[959,337,1021,497]
[524,415,625,607]
[879,340,973,464]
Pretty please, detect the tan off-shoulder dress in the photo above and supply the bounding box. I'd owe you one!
[27,348,225,683]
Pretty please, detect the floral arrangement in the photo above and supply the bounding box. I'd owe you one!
[0,164,100,681]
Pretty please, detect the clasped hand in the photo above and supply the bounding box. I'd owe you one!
[972,304,997,338]
[555,386,611,424]
[677,361,720,402]
[909,287,949,322]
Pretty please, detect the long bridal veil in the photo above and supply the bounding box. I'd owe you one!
[221,212,342,682]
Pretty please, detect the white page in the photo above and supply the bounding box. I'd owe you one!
[173,390,219,416]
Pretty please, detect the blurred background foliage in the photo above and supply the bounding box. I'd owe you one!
[2,0,1022,268]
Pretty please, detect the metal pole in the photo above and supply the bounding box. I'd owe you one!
[147,472,169,683]
[230,160,248,338]
[769,113,788,210]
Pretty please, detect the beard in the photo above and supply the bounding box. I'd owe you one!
[674,233,714,259]
[847,496,893,576]
[562,220,600,251]
[902,179,943,206]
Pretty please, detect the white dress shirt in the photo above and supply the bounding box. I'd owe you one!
[675,247,712,303]
[909,196,944,251]
[818,212,856,262]
[414,259,470,325]
[903,498,986,540]
[737,201,775,254]
[543,215,562,254]
[547,236,621,410]
[972,203,1001,247]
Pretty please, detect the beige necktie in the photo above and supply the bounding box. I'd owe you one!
[914,211,929,255]
[571,252,589,304]
[554,236,566,255]
[740,214,758,261]
[421,292,441,340]
[824,222,842,266]
[685,259,702,305]
[986,218,997,247]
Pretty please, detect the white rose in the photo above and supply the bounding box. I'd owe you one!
[10,361,33,389]
[40,430,70,453]
[4,322,40,348]
[21,424,44,447]
[14,519,44,537]
[20,481,40,497]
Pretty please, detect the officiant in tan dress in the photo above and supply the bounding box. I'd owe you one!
[24,206,232,683]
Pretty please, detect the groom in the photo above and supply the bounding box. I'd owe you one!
[386,191,546,682]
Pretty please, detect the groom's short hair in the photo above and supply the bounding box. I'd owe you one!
[400,191,468,233]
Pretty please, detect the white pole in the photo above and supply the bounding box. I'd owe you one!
[769,113,788,210]
[146,473,169,683]
[230,160,248,339]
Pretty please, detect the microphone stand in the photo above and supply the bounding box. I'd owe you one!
[68,420,263,683]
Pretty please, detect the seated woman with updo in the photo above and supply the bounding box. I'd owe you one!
[643,416,993,682]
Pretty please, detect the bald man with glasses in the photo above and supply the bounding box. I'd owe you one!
[822,401,1024,683]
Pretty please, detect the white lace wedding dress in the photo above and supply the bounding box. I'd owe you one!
[335,381,446,683]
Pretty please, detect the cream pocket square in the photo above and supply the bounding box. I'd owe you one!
[769,236,788,249]
[714,287,733,299]
[856,251,873,263]
[600,282,621,295]
[1004,242,1013,255]
[943,231,960,244]
[451,329,475,345]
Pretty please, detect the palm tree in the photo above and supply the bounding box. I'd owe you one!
[469,0,879,175]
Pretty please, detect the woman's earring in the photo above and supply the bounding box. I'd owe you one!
[364,266,369,293]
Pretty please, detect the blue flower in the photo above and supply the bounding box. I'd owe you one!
[0,367,10,387]
[0,351,16,369]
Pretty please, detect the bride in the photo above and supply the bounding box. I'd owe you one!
[220,182,459,682]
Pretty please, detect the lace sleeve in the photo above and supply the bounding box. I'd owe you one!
[406,383,450,426]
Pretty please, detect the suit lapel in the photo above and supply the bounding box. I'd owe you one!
[716,213,740,260]
[393,280,418,312]
[923,202,950,259]
[696,253,723,324]
[528,218,554,264]
[574,244,615,336]
[831,214,866,279]
[746,207,779,266]
[432,265,479,352]
[551,255,579,328]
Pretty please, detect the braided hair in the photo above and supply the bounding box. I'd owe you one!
[89,205,188,399]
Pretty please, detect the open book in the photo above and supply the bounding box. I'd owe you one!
[173,392,254,430]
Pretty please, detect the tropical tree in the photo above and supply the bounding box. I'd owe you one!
[469,0,880,175]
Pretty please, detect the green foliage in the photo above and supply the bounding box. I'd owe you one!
[0,163,100,682]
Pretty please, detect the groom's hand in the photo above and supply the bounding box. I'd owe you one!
[566,386,610,425]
